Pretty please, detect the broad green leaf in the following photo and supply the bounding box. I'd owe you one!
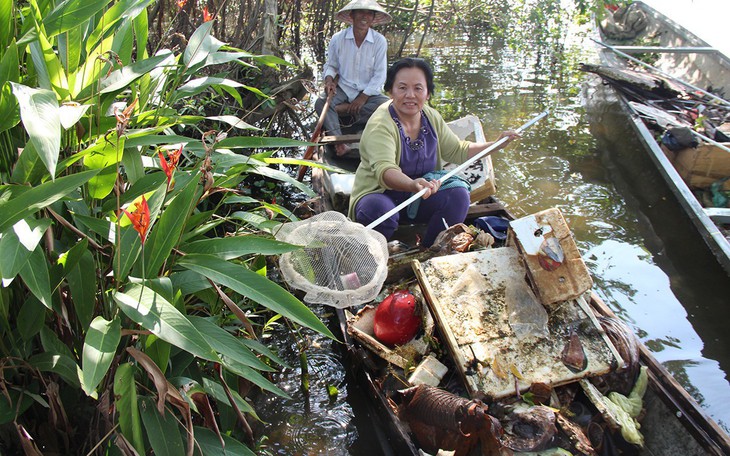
[99,50,173,94]
[81,316,121,395]
[67,249,96,327]
[169,270,211,296]
[144,335,170,375]
[0,390,34,425]
[58,102,90,130]
[203,51,257,68]
[40,326,75,360]
[31,18,70,98]
[201,377,256,416]
[193,426,256,456]
[0,0,11,50]
[177,255,335,339]
[0,168,99,232]
[0,41,20,132]
[250,165,316,198]
[188,316,273,372]
[0,230,28,286]
[132,4,149,61]
[43,0,111,38]
[85,141,124,199]
[114,284,220,362]
[239,338,289,368]
[205,115,259,131]
[114,363,144,453]
[17,297,46,342]
[56,20,82,74]
[9,83,61,178]
[57,237,88,273]
[182,236,298,260]
[144,173,201,275]
[29,352,80,388]
[121,146,145,185]
[86,0,155,57]
[19,246,52,309]
[14,217,52,251]
[170,77,243,102]
[10,141,49,185]
[140,396,185,456]
[183,21,216,68]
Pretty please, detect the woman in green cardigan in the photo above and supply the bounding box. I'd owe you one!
[348,58,519,247]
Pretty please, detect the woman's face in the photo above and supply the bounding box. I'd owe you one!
[390,67,429,118]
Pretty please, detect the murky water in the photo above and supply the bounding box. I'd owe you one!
[261,5,730,454]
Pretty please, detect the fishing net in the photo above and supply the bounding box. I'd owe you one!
[275,211,389,308]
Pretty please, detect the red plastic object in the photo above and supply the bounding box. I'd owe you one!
[373,290,421,346]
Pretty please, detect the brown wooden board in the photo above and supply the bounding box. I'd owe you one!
[508,208,594,305]
[412,247,618,399]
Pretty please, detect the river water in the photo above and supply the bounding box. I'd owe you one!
[257,4,730,454]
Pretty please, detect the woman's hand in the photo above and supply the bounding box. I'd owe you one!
[497,129,521,144]
[412,177,440,199]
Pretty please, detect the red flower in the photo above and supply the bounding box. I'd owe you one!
[159,146,183,188]
[176,0,187,8]
[123,196,151,244]
[203,6,214,22]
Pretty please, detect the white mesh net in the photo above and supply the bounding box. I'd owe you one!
[275,211,389,308]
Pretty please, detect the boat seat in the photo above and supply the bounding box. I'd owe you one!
[704,207,730,223]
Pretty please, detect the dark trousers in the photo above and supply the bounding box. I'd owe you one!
[354,187,470,247]
[314,86,389,136]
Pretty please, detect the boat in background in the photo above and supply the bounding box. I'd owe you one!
[585,1,730,275]
[300,114,730,455]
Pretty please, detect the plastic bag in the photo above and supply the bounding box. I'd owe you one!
[505,280,549,340]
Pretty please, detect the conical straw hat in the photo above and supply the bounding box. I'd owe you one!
[335,0,392,26]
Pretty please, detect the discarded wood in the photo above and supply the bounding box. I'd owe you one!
[592,38,730,107]
[612,46,717,54]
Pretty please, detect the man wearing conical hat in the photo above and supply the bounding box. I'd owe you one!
[315,0,392,156]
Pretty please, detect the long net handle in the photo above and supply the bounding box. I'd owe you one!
[366,110,549,229]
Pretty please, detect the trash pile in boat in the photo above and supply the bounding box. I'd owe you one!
[347,208,649,455]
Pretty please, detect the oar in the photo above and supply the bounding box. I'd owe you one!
[297,86,336,181]
[366,110,549,229]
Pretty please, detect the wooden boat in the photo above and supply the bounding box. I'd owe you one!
[303,114,730,455]
[584,1,730,276]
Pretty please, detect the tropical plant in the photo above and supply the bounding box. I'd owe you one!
[0,0,332,454]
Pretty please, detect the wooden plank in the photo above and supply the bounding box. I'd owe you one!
[319,134,361,144]
[612,46,717,54]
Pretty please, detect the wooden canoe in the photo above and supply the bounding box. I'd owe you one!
[587,1,730,276]
[307,112,730,455]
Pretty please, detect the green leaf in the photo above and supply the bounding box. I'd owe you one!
[0,168,99,233]
[85,140,124,199]
[140,396,185,456]
[0,0,12,50]
[144,335,171,375]
[201,377,257,416]
[170,77,243,102]
[31,18,70,98]
[183,21,216,68]
[193,426,256,456]
[17,296,46,342]
[114,362,144,453]
[216,136,310,150]
[239,338,289,368]
[182,236,299,260]
[187,316,273,372]
[114,284,220,362]
[43,0,112,38]
[81,316,121,396]
[9,83,61,178]
[66,249,96,328]
[99,50,174,94]
[177,255,335,339]
[0,390,34,425]
[19,246,52,309]
[85,0,155,56]
[205,115,259,131]
[145,173,201,275]
[29,352,81,388]
[0,41,21,132]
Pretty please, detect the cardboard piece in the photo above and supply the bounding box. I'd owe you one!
[508,208,593,306]
[674,143,730,190]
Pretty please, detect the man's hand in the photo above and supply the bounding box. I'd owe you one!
[347,92,369,115]
[324,76,337,97]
